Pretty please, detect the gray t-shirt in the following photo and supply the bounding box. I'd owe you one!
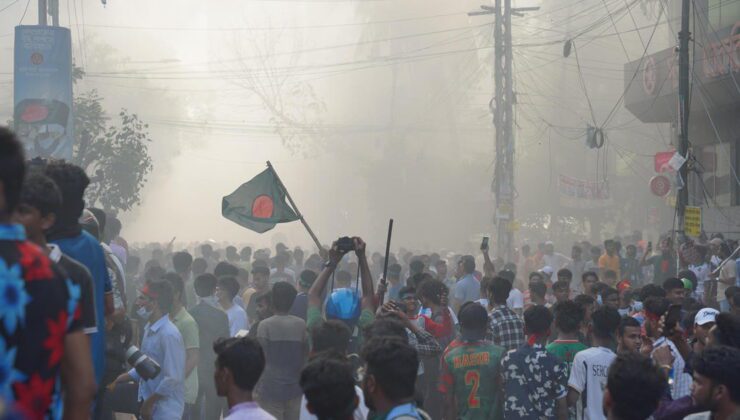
[256,314,307,401]
[453,274,480,304]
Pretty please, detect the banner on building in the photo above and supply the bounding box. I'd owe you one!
[558,175,611,209]
[14,26,74,160]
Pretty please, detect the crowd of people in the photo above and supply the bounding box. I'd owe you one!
[2,123,740,420]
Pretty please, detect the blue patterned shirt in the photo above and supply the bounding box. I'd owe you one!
[501,343,568,419]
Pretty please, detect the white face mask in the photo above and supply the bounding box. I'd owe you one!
[137,306,153,320]
[199,295,219,308]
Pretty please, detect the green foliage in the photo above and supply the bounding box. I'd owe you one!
[72,89,153,213]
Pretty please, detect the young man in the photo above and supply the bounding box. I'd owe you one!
[361,337,427,420]
[547,301,587,377]
[256,281,307,420]
[164,273,200,418]
[599,240,621,281]
[289,270,317,321]
[270,252,296,285]
[300,356,358,420]
[189,273,230,420]
[685,346,740,420]
[694,308,719,353]
[488,276,525,351]
[172,251,194,308]
[247,291,273,339]
[501,305,568,420]
[1,130,95,419]
[584,246,602,275]
[601,287,620,311]
[553,279,571,304]
[218,275,248,337]
[581,271,599,298]
[246,264,271,325]
[616,316,642,354]
[453,255,480,311]
[602,353,667,420]
[620,244,643,286]
[567,306,621,420]
[213,336,275,420]
[110,280,186,420]
[527,280,548,308]
[663,277,687,305]
[566,246,586,294]
[641,238,677,286]
[45,161,114,387]
[385,263,404,302]
[439,303,505,420]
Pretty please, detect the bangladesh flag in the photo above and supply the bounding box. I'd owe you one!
[222,168,300,233]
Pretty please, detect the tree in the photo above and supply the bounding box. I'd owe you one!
[70,65,153,213]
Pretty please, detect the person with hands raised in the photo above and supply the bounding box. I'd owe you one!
[307,237,376,351]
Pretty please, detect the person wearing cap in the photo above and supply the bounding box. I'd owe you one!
[439,303,505,420]
[289,270,317,321]
[694,308,720,353]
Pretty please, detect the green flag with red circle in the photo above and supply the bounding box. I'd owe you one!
[222,167,299,233]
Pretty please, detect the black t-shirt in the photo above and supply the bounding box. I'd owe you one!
[50,244,98,334]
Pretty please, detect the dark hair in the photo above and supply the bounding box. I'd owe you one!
[311,320,352,354]
[299,270,318,288]
[398,286,416,299]
[524,305,553,336]
[582,271,599,282]
[194,273,218,298]
[553,279,570,292]
[607,353,667,419]
[643,297,670,317]
[145,264,166,283]
[602,287,619,300]
[362,317,407,342]
[462,256,476,274]
[557,268,573,281]
[498,269,515,283]
[574,294,596,307]
[725,286,739,301]
[19,173,61,217]
[693,346,740,403]
[88,208,107,235]
[255,290,272,305]
[271,281,297,312]
[240,246,252,260]
[148,279,175,314]
[0,128,26,215]
[217,276,240,299]
[361,337,418,402]
[214,262,239,278]
[214,336,265,391]
[106,216,122,239]
[713,313,740,348]
[618,316,641,336]
[553,301,583,334]
[677,269,698,292]
[163,272,185,306]
[640,284,666,301]
[192,258,208,275]
[490,276,512,304]
[662,277,684,292]
[529,281,547,299]
[529,272,544,281]
[409,259,425,275]
[172,252,193,274]
[44,161,89,225]
[458,302,488,337]
[417,279,446,305]
[592,307,621,339]
[251,265,270,277]
[300,355,357,420]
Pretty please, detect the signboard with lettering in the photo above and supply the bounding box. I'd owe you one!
[558,175,611,209]
[684,206,702,237]
[14,25,74,160]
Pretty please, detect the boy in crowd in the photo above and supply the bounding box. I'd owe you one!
[663,277,687,305]
[501,306,568,419]
[553,279,571,305]
[547,301,588,377]
[300,356,358,420]
[602,353,667,420]
[685,346,740,420]
[488,276,525,351]
[581,271,599,299]
[616,316,642,354]
[567,306,621,420]
[439,303,505,420]
[218,276,249,337]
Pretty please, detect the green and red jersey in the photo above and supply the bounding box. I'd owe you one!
[545,339,588,377]
[439,338,505,420]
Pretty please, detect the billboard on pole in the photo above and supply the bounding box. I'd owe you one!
[14,25,74,160]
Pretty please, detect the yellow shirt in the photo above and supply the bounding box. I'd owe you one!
[598,254,621,282]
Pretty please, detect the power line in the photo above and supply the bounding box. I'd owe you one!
[0,0,20,13]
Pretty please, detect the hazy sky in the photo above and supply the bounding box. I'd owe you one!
[0,0,677,252]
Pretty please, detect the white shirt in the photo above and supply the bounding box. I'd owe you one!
[224,304,248,337]
[299,385,368,420]
[652,337,692,399]
[225,402,276,420]
[690,263,711,300]
[568,346,616,420]
[507,288,524,310]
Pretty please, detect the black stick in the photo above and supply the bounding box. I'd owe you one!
[379,219,394,307]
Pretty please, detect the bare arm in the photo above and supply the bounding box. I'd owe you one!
[640,245,653,267]
[482,248,495,277]
[308,241,343,309]
[566,388,580,407]
[104,292,114,316]
[354,237,376,313]
[62,331,96,420]
[185,348,199,378]
[556,397,568,420]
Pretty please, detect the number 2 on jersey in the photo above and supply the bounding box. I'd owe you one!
[465,370,480,408]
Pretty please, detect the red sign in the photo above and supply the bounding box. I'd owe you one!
[654,151,675,173]
[650,175,671,197]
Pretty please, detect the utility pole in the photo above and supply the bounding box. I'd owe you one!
[677,0,691,233]
[469,2,538,262]
[38,0,47,25]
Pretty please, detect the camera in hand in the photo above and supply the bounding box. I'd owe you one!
[337,236,355,253]
[125,346,161,380]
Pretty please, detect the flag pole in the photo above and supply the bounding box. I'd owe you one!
[266,161,325,254]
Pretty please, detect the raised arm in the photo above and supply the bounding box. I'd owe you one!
[354,237,376,313]
[308,241,344,309]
